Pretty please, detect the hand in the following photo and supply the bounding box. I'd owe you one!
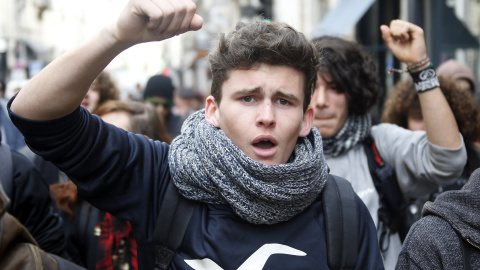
[110,0,203,45]
[380,20,427,66]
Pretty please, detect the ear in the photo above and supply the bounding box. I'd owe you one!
[205,96,220,127]
[299,106,314,137]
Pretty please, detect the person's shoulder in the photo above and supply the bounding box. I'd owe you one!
[398,215,463,269]
[403,215,458,253]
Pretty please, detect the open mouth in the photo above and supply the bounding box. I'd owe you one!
[252,136,277,159]
[253,139,275,149]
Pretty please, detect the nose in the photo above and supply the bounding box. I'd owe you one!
[257,101,276,128]
[85,89,93,99]
[313,86,329,108]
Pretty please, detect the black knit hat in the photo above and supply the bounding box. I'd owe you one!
[143,75,174,101]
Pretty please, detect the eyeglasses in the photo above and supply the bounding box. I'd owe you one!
[145,97,173,107]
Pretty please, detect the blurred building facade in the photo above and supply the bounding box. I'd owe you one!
[1,0,479,104]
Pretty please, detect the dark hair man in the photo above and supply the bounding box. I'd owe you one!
[309,21,466,268]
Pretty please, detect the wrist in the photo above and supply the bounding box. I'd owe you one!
[387,56,431,74]
[409,63,440,93]
[102,24,136,51]
[407,57,430,72]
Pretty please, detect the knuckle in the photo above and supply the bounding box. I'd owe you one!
[162,5,175,17]
[186,1,197,12]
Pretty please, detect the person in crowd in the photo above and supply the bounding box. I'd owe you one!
[396,168,480,269]
[143,74,186,139]
[172,87,203,117]
[436,59,480,147]
[381,75,480,240]
[51,179,138,270]
[0,133,69,259]
[382,75,480,187]
[82,71,120,113]
[310,20,467,269]
[436,59,476,96]
[94,99,171,143]
[50,100,170,270]
[7,1,384,269]
[0,181,85,270]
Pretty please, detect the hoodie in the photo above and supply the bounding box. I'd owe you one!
[396,168,480,269]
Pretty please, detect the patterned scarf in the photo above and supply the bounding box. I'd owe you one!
[168,109,329,225]
[322,114,372,157]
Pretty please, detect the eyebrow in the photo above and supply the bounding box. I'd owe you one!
[233,87,301,103]
[275,91,301,103]
[233,87,262,96]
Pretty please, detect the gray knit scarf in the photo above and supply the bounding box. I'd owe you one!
[322,114,372,157]
[168,109,329,225]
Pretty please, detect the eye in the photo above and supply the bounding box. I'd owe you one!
[242,96,255,103]
[329,84,342,93]
[277,99,290,106]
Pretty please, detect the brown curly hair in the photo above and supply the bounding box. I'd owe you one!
[90,71,120,106]
[93,100,171,144]
[381,75,480,142]
[311,36,381,115]
[208,18,320,112]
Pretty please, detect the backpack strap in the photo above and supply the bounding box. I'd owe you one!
[153,180,197,270]
[363,135,407,250]
[0,143,13,200]
[78,202,92,243]
[322,174,359,270]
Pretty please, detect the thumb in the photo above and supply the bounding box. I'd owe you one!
[380,25,393,44]
[189,14,204,31]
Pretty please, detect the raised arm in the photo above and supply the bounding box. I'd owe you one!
[10,0,203,120]
[380,20,461,149]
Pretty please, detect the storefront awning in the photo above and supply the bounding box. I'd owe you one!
[310,0,375,38]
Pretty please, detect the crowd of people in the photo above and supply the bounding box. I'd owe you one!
[0,0,479,269]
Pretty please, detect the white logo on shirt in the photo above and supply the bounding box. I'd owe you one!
[184,243,306,270]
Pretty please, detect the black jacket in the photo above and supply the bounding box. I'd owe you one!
[3,142,68,257]
[396,168,480,269]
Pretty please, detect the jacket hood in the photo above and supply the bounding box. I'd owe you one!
[423,168,480,247]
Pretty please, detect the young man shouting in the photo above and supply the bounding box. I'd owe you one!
[9,0,383,269]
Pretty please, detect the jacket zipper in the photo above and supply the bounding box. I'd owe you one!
[466,239,480,250]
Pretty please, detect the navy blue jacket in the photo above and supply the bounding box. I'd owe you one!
[9,102,384,270]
